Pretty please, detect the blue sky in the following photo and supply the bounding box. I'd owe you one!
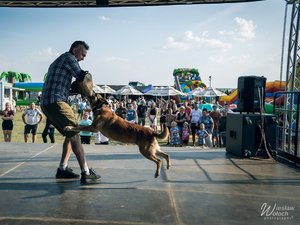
[0,0,286,88]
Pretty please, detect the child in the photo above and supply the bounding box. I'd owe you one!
[197,123,209,148]
[170,121,180,146]
[79,111,93,144]
[182,121,190,146]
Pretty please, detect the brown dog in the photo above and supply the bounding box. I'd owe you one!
[64,93,171,178]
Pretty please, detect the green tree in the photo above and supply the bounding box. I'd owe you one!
[0,71,31,83]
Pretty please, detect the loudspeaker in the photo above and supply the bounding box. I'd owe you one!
[226,113,277,157]
[237,76,266,113]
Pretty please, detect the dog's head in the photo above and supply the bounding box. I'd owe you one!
[88,92,109,110]
[70,72,94,97]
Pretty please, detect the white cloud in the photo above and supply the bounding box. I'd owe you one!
[99,16,111,21]
[163,31,231,51]
[209,56,225,65]
[104,56,129,62]
[32,48,59,62]
[163,37,189,51]
[218,30,235,36]
[234,17,256,40]
[229,54,251,65]
[201,30,210,37]
[36,47,58,57]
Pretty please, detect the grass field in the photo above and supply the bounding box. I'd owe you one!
[2,111,66,144]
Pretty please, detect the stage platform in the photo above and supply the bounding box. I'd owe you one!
[0,143,299,225]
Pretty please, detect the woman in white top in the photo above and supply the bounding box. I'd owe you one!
[190,103,202,146]
[148,102,158,132]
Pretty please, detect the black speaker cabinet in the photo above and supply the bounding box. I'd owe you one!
[226,113,277,157]
[237,76,266,113]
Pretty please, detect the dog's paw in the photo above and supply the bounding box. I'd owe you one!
[64,126,75,131]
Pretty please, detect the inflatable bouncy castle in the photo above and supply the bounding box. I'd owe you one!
[173,68,206,101]
[219,80,286,105]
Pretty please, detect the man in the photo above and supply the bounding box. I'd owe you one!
[40,40,100,184]
[22,102,43,143]
[137,100,147,126]
[115,101,127,119]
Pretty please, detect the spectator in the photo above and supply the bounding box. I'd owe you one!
[132,100,138,111]
[79,112,93,144]
[159,103,168,132]
[175,106,187,145]
[199,108,214,148]
[42,118,55,143]
[197,123,209,148]
[77,98,87,120]
[183,101,192,123]
[224,103,233,113]
[126,104,137,123]
[169,99,178,115]
[137,100,148,126]
[170,121,180,146]
[210,105,221,147]
[182,121,190,146]
[115,101,127,119]
[218,109,228,147]
[22,102,43,143]
[165,107,175,145]
[148,102,158,132]
[190,102,202,146]
[1,101,14,142]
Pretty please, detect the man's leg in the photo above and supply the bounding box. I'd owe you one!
[69,134,100,183]
[60,137,73,169]
[32,125,38,143]
[43,102,100,182]
[32,134,36,143]
[69,134,89,170]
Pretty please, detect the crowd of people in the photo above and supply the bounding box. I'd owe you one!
[1,95,231,148]
[67,95,231,148]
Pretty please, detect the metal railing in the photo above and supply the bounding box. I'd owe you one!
[273,91,300,164]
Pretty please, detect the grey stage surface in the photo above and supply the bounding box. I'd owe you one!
[0,143,299,225]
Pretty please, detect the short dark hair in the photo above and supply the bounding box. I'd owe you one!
[69,41,89,52]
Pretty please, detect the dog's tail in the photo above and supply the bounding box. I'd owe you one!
[153,123,169,141]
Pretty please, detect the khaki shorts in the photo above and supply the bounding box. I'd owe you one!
[41,101,79,138]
